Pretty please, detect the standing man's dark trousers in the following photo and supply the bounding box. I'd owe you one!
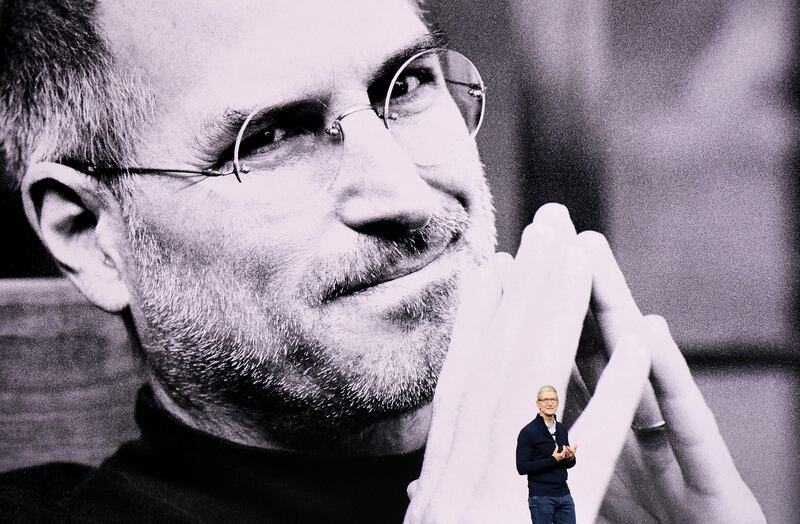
[528,493,576,524]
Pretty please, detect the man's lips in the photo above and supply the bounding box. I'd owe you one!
[323,231,462,301]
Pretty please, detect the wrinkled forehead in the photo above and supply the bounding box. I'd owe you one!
[98,0,429,111]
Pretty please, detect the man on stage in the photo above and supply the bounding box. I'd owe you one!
[517,385,577,524]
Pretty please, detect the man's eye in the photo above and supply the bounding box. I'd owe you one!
[391,68,436,100]
[393,73,422,97]
[238,125,297,159]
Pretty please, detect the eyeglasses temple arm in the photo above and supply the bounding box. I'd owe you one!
[64,163,235,178]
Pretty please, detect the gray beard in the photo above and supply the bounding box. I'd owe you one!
[121,204,475,449]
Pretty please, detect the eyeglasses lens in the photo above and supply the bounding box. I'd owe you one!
[383,48,484,166]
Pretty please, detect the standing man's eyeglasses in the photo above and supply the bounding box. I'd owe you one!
[68,48,485,206]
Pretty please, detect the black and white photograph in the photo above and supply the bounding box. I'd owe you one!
[1,1,796,522]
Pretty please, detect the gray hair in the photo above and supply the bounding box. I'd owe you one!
[537,385,558,400]
[0,0,154,189]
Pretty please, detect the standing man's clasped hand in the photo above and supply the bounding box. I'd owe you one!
[557,444,577,462]
[405,203,766,523]
[552,445,568,462]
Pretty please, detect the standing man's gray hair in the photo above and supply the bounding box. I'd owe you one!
[537,385,557,401]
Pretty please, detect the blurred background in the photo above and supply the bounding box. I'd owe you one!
[1,0,798,522]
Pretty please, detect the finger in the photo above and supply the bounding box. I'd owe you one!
[499,240,591,430]
[596,439,677,524]
[406,479,419,500]
[512,204,577,294]
[407,255,504,519]
[576,231,640,323]
[509,221,556,304]
[573,311,608,409]
[645,315,745,492]
[569,332,651,523]
[531,202,578,238]
[424,257,502,442]
[430,252,506,413]
[577,231,664,429]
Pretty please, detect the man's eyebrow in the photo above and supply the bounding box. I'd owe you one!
[368,30,449,87]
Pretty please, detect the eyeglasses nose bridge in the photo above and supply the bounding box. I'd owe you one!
[325,103,390,140]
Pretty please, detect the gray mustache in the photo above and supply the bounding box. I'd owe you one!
[312,208,470,303]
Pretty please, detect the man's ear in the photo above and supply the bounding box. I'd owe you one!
[21,162,130,313]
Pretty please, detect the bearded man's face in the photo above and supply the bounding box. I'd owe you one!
[100,0,496,446]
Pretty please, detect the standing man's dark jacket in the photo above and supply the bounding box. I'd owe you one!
[516,414,576,496]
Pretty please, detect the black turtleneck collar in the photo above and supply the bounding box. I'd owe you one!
[67,385,424,523]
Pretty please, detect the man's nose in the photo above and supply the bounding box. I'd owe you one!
[331,109,439,233]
